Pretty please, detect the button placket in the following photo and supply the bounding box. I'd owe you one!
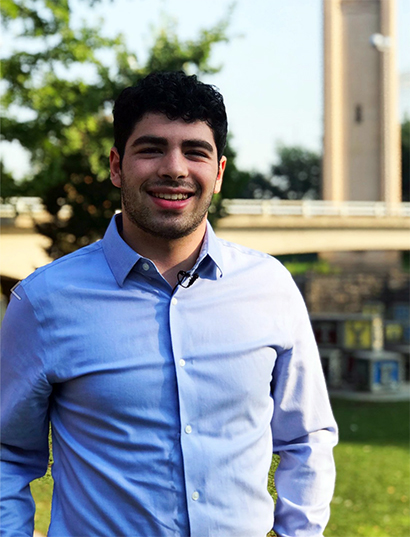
[168,290,203,519]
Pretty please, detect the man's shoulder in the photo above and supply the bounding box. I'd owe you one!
[215,238,305,311]
[20,241,105,296]
[215,236,302,295]
[216,237,288,273]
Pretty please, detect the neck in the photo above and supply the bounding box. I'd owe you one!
[121,218,207,288]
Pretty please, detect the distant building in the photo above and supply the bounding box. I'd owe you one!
[323,0,401,203]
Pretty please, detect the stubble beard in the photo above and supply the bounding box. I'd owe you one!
[120,174,216,240]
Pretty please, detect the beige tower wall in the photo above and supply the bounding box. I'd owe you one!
[380,0,401,203]
[323,0,401,203]
[342,0,381,200]
[323,0,345,201]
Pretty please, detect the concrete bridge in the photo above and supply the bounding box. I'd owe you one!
[1,198,409,281]
[216,200,410,255]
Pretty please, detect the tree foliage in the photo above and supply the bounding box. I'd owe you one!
[402,118,410,202]
[239,172,277,200]
[270,145,321,200]
[1,0,235,258]
[239,145,322,201]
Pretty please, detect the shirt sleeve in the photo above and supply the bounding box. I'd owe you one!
[1,284,52,536]
[270,278,338,537]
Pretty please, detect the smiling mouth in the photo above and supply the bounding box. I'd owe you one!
[151,192,191,200]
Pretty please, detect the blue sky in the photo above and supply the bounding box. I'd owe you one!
[2,0,410,178]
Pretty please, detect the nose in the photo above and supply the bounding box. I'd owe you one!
[158,150,188,180]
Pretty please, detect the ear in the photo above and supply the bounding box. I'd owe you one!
[214,156,227,195]
[110,147,122,188]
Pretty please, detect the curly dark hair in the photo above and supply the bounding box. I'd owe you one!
[113,71,228,165]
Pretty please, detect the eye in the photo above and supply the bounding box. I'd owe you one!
[140,147,161,153]
[137,147,163,156]
[186,150,209,159]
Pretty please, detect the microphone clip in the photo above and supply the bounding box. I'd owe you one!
[177,270,199,289]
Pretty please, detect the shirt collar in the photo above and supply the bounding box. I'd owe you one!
[102,214,224,287]
[102,214,142,287]
[200,220,224,278]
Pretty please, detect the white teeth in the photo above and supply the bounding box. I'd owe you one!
[153,193,189,200]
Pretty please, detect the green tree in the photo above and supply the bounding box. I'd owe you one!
[402,118,410,202]
[1,0,236,258]
[239,172,277,200]
[235,145,322,201]
[270,145,322,200]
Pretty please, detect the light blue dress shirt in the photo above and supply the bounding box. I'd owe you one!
[1,215,337,537]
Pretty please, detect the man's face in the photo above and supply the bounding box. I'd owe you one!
[110,113,226,241]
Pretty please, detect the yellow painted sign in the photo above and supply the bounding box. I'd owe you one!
[385,322,403,343]
[344,318,383,350]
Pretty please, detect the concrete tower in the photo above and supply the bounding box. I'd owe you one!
[323,0,401,203]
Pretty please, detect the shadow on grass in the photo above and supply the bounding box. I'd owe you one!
[330,399,409,446]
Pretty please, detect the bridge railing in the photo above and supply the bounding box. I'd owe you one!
[221,199,410,218]
[1,197,410,219]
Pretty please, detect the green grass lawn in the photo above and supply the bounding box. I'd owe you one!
[31,472,53,533]
[31,399,410,537]
[324,399,410,537]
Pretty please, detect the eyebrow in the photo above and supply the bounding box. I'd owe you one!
[183,139,214,153]
[130,135,167,148]
[130,135,214,153]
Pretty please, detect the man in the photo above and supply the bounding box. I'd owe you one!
[1,71,337,537]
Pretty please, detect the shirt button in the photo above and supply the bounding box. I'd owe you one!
[142,262,150,271]
[192,491,199,501]
[179,359,186,367]
[171,297,178,306]
[185,425,192,434]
